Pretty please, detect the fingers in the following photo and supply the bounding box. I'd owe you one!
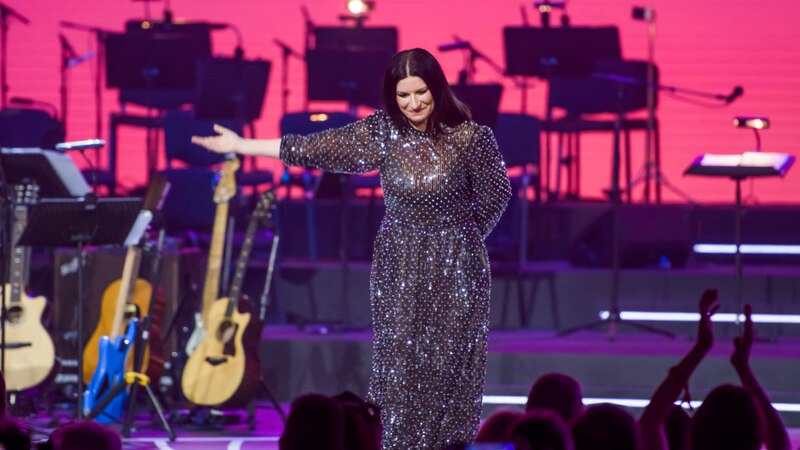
[743,303,754,342]
[213,123,232,135]
[699,288,718,314]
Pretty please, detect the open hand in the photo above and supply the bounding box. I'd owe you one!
[696,288,720,352]
[731,303,753,371]
[191,124,241,154]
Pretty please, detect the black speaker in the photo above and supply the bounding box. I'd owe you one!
[568,205,694,268]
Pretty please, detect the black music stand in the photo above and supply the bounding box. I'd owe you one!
[18,196,142,418]
[685,152,794,319]
[194,57,271,121]
[306,48,392,109]
[503,26,621,198]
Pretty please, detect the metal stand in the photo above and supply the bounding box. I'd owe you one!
[559,112,674,340]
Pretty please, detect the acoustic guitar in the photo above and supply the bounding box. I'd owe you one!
[2,184,56,392]
[181,190,276,407]
[82,176,169,384]
[184,157,240,356]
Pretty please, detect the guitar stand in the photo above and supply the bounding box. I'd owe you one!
[85,315,175,440]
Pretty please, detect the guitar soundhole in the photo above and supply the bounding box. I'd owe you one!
[5,305,23,324]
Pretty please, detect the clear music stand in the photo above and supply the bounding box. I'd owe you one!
[685,151,794,319]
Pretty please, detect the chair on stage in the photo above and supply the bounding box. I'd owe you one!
[491,113,559,329]
[545,59,660,202]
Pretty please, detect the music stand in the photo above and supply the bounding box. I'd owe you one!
[685,151,794,319]
[194,57,271,121]
[106,31,210,109]
[503,26,621,78]
[18,196,142,418]
[306,48,392,108]
[0,148,90,197]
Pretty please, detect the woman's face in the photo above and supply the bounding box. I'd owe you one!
[396,76,434,131]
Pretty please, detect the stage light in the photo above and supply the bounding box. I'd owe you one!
[734,116,770,130]
[482,396,800,412]
[598,310,800,324]
[347,0,373,15]
[693,243,800,255]
[309,113,329,122]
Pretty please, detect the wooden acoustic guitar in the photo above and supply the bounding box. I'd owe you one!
[184,157,240,356]
[2,184,56,392]
[82,176,169,384]
[181,189,276,407]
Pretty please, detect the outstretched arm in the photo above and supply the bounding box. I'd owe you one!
[638,288,719,450]
[191,124,281,158]
[732,305,790,450]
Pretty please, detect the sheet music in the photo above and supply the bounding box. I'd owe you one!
[700,151,793,171]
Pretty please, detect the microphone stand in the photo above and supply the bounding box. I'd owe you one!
[594,72,741,204]
[59,22,110,165]
[0,2,29,108]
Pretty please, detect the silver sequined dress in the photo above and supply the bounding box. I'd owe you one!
[281,110,511,449]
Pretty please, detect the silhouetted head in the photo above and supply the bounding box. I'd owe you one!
[512,408,573,450]
[0,417,31,450]
[689,384,762,450]
[475,408,525,443]
[333,391,381,450]
[571,403,638,450]
[280,393,345,450]
[382,48,470,132]
[49,420,121,450]
[526,372,584,423]
[664,404,690,450]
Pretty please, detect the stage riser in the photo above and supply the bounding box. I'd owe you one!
[274,200,800,264]
[274,263,800,339]
[257,330,800,427]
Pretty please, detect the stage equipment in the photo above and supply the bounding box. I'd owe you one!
[556,73,676,339]
[274,39,304,116]
[685,151,794,322]
[306,26,397,108]
[0,2,28,107]
[342,0,375,26]
[2,183,55,393]
[181,191,277,408]
[533,1,567,28]
[504,26,623,199]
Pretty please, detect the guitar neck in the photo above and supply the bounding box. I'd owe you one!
[227,211,260,306]
[8,204,29,304]
[110,246,142,338]
[201,202,230,324]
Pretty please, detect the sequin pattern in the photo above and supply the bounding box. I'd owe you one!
[281,110,511,449]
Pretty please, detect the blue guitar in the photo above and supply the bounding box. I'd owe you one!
[83,318,139,423]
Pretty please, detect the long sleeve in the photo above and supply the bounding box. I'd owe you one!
[467,125,512,239]
[280,110,391,174]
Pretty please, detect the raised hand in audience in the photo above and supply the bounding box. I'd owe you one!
[730,304,790,450]
[638,288,719,450]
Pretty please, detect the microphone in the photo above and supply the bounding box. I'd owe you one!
[725,86,744,104]
[274,39,302,58]
[438,40,471,52]
[55,139,105,152]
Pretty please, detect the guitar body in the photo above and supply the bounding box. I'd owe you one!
[2,285,55,391]
[83,319,139,424]
[83,278,153,384]
[181,297,262,407]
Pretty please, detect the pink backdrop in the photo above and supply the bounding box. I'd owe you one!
[8,0,800,203]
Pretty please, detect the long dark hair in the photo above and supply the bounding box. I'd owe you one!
[382,48,471,131]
